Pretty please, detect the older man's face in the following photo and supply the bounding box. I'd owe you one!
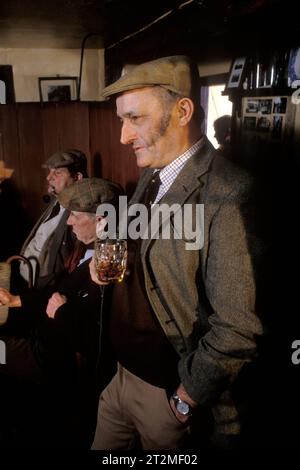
[67,211,97,245]
[47,167,74,195]
[116,87,179,169]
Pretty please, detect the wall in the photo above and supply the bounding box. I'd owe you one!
[198,60,231,78]
[0,48,105,102]
[0,102,139,231]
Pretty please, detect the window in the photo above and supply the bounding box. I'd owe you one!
[200,74,232,149]
[206,84,232,149]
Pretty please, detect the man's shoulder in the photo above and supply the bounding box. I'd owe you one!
[208,152,253,196]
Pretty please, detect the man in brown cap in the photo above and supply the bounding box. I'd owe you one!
[19,149,88,289]
[0,177,123,448]
[91,56,263,450]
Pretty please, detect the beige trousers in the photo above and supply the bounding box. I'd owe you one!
[91,364,189,450]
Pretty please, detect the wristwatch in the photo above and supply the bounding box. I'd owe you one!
[171,393,192,416]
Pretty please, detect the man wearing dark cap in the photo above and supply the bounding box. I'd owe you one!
[20,149,88,289]
[91,56,263,450]
[0,177,123,448]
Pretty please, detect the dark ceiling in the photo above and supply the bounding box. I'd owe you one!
[0,0,188,48]
[0,0,295,50]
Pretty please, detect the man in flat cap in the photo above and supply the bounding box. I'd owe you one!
[19,149,88,289]
[0,177,123,448]
[91,56,264,450]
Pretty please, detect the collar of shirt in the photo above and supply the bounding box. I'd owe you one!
[78,248,94,266]
[153,137,205,204]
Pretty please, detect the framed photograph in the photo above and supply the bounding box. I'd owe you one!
[256,116,271,132]
[288,47,300,87]
[272,116,283,138]
[227,57,246,89]
[0,65,15,104]
[38,76,78,103]
[259,99,272,114]
[243,116,256,131]
[245,99,259,113]
[273,97,287,114]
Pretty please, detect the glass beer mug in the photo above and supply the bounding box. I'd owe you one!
[94,239,127,284]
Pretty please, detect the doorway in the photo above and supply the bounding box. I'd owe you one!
[200,75,232,149]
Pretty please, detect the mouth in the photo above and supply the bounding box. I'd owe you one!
[48,185,56,195]
[133,146,144,153]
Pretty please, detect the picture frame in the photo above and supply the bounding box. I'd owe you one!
[242,96,288,140]
[227,57,246,89]
[273,97,287,114]
[245,99,259,113]
[256,116,271,132]
[0,65,15,104]
[38,76,78,103]
[259,99,272,114]
[272,115,283,138]
[243,116,256,131]
[288,47,300,87]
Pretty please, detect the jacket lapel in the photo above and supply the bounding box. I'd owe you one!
[20,198,58,254]
[140,136,215,253]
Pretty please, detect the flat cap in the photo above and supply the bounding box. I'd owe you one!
[102,55,200,98]
[58,177,123,213]
[42,149,87,170]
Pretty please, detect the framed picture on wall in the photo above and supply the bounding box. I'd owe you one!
[227,57,246,89]
[0,65,15,104]
[38,76,78,103]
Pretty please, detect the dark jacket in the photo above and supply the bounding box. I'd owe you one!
[20,199,75,289]
[19,258,115,388]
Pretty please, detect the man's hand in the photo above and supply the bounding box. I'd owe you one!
[46,292,67,318]
[0,288,21,308]
[89,258,109,286]
[170,383,197,424]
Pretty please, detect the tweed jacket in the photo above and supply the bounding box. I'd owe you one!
[129,136,263,434]
[20,199,74,288]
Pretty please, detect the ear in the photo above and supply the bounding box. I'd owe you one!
[176,98,194,126]
[96,217,108,238]
[75,172,84,181]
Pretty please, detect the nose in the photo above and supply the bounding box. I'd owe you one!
[120,121,136,145]
[46,171,53,182]
[67,214,75,226]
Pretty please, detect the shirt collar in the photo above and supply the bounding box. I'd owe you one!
[159,137,204,183]
[78,248,94,265]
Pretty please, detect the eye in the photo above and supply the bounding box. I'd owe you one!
[130,115,141,123]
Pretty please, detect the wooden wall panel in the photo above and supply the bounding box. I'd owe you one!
[0,101,141,237]
[16,104,45,221]
[89,102,114,180]
[89,102,140,197]
[0,104,21,190]
[42,102,91,173]
[41,104,61,160]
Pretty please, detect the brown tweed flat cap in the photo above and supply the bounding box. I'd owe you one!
[102,55,200,98]
[42,149,87,170]
[58,177,123,213]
